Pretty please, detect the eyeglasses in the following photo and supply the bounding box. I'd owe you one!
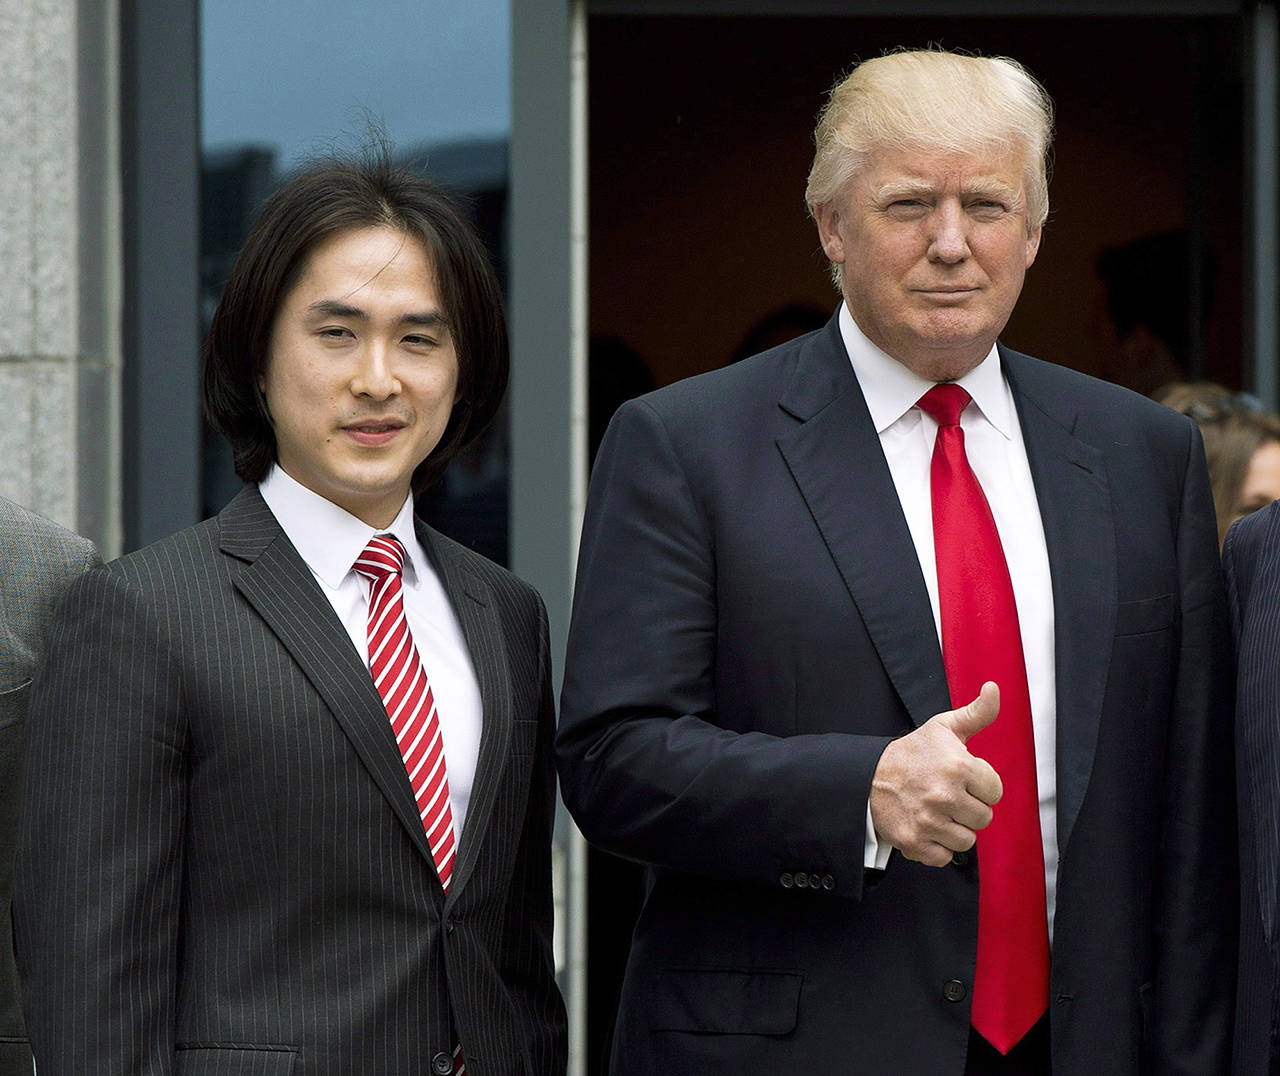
[1183,392,1267,424]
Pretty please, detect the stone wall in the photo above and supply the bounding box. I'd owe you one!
[0,0,119,551]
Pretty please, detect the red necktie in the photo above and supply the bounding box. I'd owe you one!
[917,384,1049,1054]
[354,535,458,892]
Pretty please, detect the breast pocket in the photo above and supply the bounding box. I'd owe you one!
[175,1045,297,1075]
[1114,594,1176,637]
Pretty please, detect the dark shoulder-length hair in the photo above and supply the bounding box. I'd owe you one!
[203,145,508,492]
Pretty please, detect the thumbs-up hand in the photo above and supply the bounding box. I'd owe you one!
[868,682,1004,867]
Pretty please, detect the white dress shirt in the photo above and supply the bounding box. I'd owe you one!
[841,305,1060,934]
[259,465,483,841]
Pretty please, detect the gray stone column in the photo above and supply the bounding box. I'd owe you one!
[0,0,121,552]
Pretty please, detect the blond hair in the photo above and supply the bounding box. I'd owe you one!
[805,49,1054,234]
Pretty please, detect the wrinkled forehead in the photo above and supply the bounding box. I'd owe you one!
[847,137,1038,215]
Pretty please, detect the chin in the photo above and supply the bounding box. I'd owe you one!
[897,344,988,383]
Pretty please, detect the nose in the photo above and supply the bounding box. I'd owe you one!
[350,342,400,400]
[927,202,970,264]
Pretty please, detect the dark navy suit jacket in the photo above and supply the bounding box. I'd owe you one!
[557,315,1236,1074]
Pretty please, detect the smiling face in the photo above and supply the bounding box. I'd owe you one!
[260,225,460,528]
[814,143,1041,382]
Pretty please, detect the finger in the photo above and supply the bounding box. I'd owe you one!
[901,839,964,869]
[966,757,1003,807]
[950,795,995,833]
[935,818,979,853]
[890,808,980,860]
[940,681,1000,743]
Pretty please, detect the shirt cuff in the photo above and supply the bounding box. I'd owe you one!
[864,802,893,871]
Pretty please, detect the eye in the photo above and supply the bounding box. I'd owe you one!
[968,200,1009,220]
[318,326,354,340]
[885,199,928,219]
[403,333,439,349]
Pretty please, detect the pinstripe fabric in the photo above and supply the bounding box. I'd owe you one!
[13,486,566,1075]
[0,498,97,1076]
[1223,501,1280,1073]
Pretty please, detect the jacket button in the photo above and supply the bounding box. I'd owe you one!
[795,872,809,888]
[444,918,456,936]
[820,874,835,891]
[780,872,794,888]
[952,850,970,868]
[431,1051,454,1075]
[943,979,967,1003]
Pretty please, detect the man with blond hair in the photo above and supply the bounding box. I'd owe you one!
[557,49,1235,1074]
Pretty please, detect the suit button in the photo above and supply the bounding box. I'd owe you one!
[951,850,970,868]
[943,979,967,1003]
[820,874,835,891]
[780,872,794,888]
[444,918,456,936]
[795,872,809,888]
[431,1051,454,1075]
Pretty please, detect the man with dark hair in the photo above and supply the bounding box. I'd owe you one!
[557,49,1235,1074]
[15,153,566,1075]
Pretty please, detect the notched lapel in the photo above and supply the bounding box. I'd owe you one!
[775,327,950,728]
[1005,354,1115,860]
[419,526,513,903]
[221,489,438,870]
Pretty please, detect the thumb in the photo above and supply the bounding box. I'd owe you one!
[940,681,1000,743]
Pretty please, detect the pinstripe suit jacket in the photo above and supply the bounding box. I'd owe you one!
[13,486,566,1076]
[0,498,97,1076]
[1223,500,1280,1074]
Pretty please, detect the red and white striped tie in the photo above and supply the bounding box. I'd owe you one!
[356,536,468,1074]
[354,534,458,891]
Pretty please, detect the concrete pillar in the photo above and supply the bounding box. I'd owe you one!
[0,0,121,551]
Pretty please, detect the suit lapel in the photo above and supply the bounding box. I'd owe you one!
[220,487,438,870]
[776,319,951,727]
[417,522,512,904]
[1002,348,1115,860]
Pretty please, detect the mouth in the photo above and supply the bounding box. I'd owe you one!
[342,418,408,447]
[914,286,980,304]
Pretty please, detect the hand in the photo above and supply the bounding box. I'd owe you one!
[868,682,1003,867]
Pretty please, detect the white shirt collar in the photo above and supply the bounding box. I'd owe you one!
[258,466,422,589]
[837,302,1015,438]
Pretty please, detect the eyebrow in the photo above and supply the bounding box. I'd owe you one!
[306,300,448,329]
[873,177,1021,200]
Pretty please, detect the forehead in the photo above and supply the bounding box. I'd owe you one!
[858,142,1028,195]
[287,225,438,299]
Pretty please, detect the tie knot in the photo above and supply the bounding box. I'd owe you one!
[917,383,972,427]
[354,534,405,583]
